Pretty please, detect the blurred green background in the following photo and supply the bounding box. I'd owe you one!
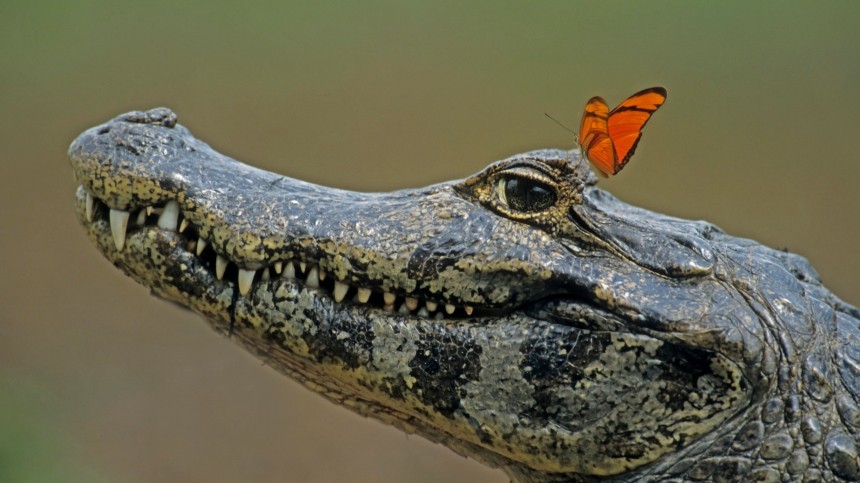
[1,2,858,482]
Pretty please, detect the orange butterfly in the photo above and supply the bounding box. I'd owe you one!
[578,87,667,177]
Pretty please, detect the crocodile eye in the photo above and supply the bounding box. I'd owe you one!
[496,175,557,213]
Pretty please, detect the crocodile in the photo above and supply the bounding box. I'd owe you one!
[69,108,860,482]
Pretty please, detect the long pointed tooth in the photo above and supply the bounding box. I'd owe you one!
[261,268,270,281]
[333,281,349,302]
[135,209,146,226]
[109,209,129,251]
[384,304,395,312]
[238,269,256,295]
[146,206,153,216]
[299,262,307,273]
[179,218,189,233]
[283,261,296,279]
[196,238,207,256]
[216,255,228,280]
[398,303,411,315]
[425,301,438,312]
[434,312,445,320]
[383,292,396,305]
[273,261,283,274]
[445,304,455,314]
[306,267,320,288]
[357,287,371,304]
[85,193,95,221]
[157,200,180,230]
[319,269,327,281]
[464,306,474,316]
[417,307,429,317]
[405,297,419,311]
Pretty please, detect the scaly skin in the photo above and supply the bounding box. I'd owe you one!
[69,108,860,482]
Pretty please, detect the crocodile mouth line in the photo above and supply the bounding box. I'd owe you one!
[80,187,508,320]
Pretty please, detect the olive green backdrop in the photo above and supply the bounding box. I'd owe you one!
[1,2,858,482]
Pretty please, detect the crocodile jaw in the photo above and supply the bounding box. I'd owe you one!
[70,109,755,479]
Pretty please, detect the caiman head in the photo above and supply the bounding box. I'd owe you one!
[70,109,856,482]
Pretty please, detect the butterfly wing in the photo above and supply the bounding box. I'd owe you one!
[578,96,617,177]
[605,87,667,172]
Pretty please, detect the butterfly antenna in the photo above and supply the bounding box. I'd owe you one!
[544,113,577,142]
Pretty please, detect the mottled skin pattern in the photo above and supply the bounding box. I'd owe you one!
[69,108,860,482]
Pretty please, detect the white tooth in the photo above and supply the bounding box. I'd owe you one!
[261,268,270,281]
[306,267,320,288]
[445,304,455,314]
[179,218,189,233]
[109,209,129,251]
[417,307,429,317]
[319,269,327,281]
[357,288,371,303]
[146,206,154,216]
[238,268,256,295]
[425,301,438,312]
[464,306,474,316]
[216,255,228,280]
[384,304,395,312]
[274,261,283,274]
[434,312,445,320]
[284,262,296,279]
[85,193,94,221]
[135,209,146,226]
[333,281,349,302]
[398,303,411,314]
[196,238,207,256]
[157,201,180,230]
[384,292,396,305]
[299,262,307,273]
[405,297,419,310]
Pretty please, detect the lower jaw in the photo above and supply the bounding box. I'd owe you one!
[77,187,503,323]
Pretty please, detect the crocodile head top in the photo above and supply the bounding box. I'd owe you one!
[69,108,860,482]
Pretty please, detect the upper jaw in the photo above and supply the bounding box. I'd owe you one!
[69,110,581,319]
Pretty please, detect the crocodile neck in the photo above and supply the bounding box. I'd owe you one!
[69,108,860,482]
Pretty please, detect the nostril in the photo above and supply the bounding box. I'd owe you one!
[97,126,110,135]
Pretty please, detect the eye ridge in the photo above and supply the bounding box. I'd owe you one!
[497,175,557,213]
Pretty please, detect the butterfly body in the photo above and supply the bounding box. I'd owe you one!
[578,87,667,177]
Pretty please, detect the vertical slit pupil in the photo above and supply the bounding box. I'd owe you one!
[503,176,556,212]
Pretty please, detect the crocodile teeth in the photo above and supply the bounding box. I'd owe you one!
[417,307,429,317]
[146,206,154,216]
[434,312,445,320]
[273,261,283,274]
[261,268,270,281]
[135,209,146,226]
[464,306,474,316]
[196,238,207,256]
[109,209,129,251]
[398,303,411,314]
[425,301,437,312]
[445,304,455,315]
[238,268,255,295]
[319,269,327,281]
[178,218,189,233]
[157,200,180,230]
[306,267,320,288]
[357,287,371,303]
[405,297,419,311]
[85,192,95,221]
[216,255,228,280]
[283,261,296,279]
[333,281,349,302]
[299,262,307,273]
[383,292,396,305]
